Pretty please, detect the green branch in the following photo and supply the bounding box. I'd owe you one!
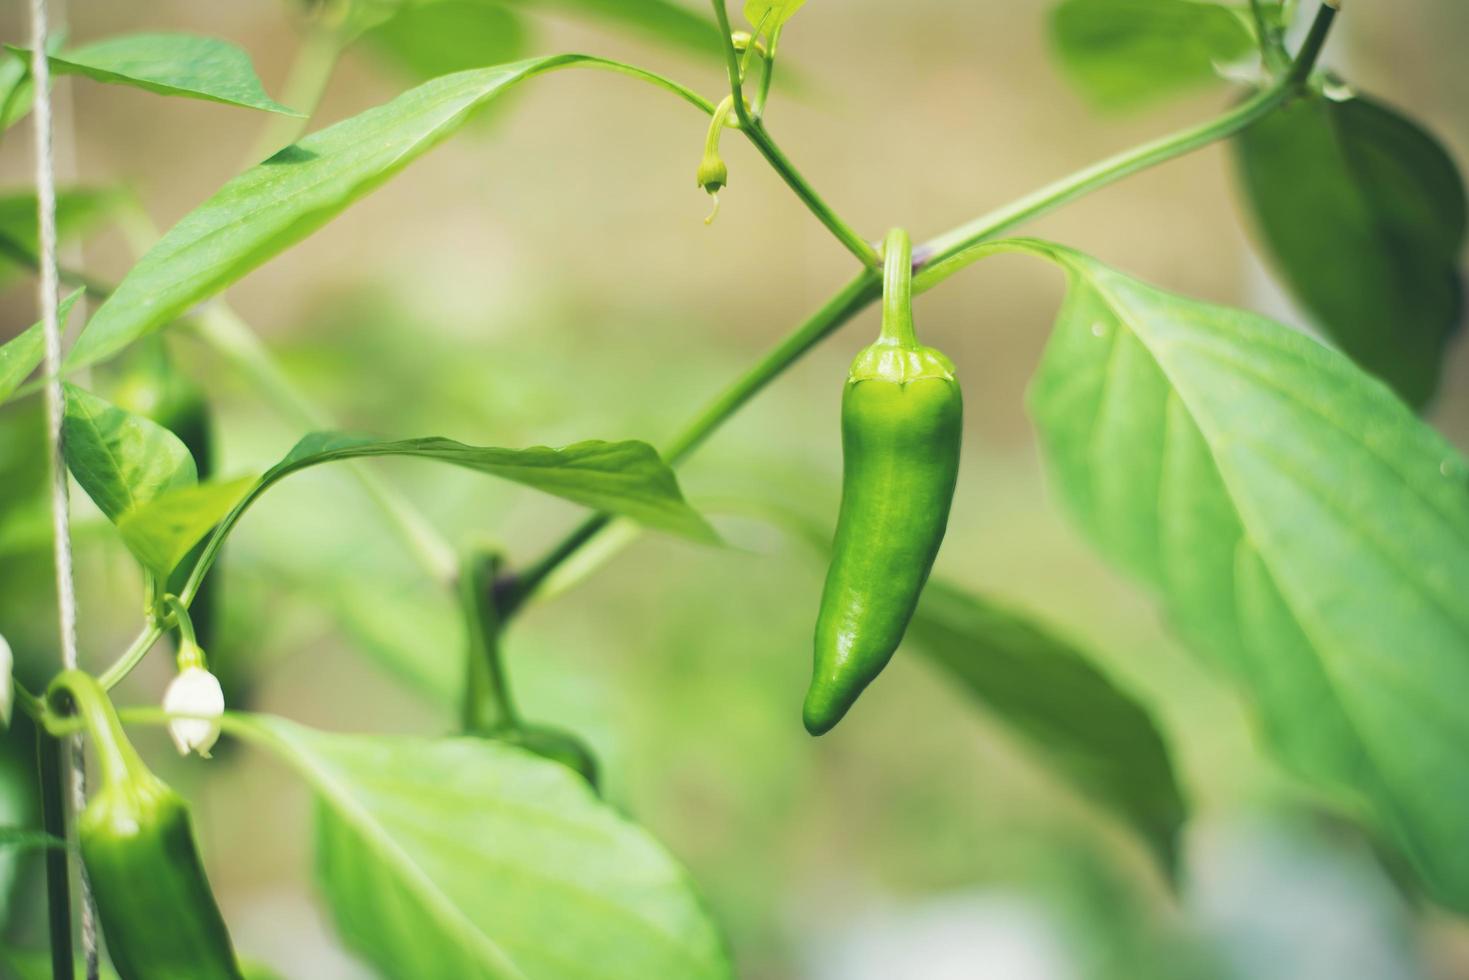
[498,2,1344,616]
[914,0,1340,288]
[710,0,881,268]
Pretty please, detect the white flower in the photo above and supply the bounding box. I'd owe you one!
[0,633,11,729]
[163,666,224,757]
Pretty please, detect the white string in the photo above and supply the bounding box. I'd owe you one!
[27,0,99,976]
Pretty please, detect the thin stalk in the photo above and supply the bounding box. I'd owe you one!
[37,732,73,980]
[878,229,915,347]
[498,2,1344,615]
[711,0,880,268]
[1249,0,1290,71]
[1286,0,1338,89]
[915,1,1340,286]
[460,552,518,733]
[190,305,459,585]
[98,623,163,691]
[499,271,881,614]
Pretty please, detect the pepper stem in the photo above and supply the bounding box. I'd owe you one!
[162,594,206,671]
[879,228,917,348]
[461,551,520,735]
[47,670,149,790]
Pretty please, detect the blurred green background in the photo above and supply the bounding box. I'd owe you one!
[0,1,1466,977]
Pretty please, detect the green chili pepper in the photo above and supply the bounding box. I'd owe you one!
[48,671,242,980]
[804,228,962,735]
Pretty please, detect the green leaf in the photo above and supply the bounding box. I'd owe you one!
[0,289,82,403]
[1022,239,1469,912]
[10,34,299,116]
[64,54,704,372]
[0,188,123,277]
[520,0,721,57]
[235,715,732,980]
[1050,0,1255,110]
[360,2,532,82]
[743,0,806,34]
[60,383,197,524]
[1233,93,1467,407]
[180,433,713,590]
[908,582,1185,874]
[271,433,717,542]
[116,477,254,579]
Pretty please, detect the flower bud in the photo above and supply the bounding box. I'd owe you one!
[163,666,224,758]
[696,152,728,195]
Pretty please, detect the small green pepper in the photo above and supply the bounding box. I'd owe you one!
[804,229,962,735]
[49,671,242,980]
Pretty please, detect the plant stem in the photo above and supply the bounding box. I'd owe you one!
[190,305,459,585]
[1249,0,1290,72]
[710,0,880,268]
[879,229,916,347]
[1286,0,1337,89]
[98,623,163,690]
[37,732,73,980]
[499,271,881,614]
[460,552,519,733]
[498,2,1343,615]
[915,0,1340,287]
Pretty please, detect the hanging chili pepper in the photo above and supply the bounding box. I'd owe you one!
[805,228,963,735]
[48,670,243,980]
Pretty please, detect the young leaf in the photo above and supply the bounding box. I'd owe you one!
[116,478,254,579]
[743,0,806,35]
[1233,93,1467,407]
[269,433,717,543]
[166,433,714,594]
[64,54,706,372]
[0,289,82,403]
[1049,0,1255,110]
[11,34,299,116]
[908,582,1185,874]
[234,716,732,980]
[61,383,197,523]
[1021,239,1469,912]
[360,2,531,82]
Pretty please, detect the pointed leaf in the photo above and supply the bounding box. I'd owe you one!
[234,716,732,980]
[743,0,806,34]
[181,433,715,592]
[909,582,1185,873]
[11,34,299,115]
[63,54,698,371]
[1233,92,1467,406]
[1050,0,1255,110]
[60,383,196,523]
[1022,239,1469,912]
[270,432,716,542]
[0,289,82,403]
